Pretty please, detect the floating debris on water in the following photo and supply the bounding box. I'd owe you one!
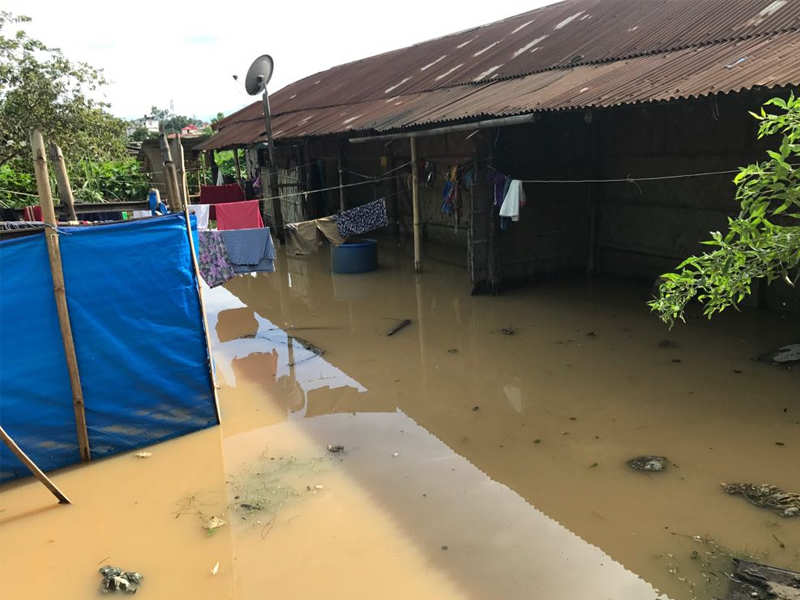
[204,516,226,532]
[627,456,668,472]
[721,483,800,518]
[210,561,219,576]
[326,444,344,453]
[500,327,515,336]
[759,343,800,365]
[99,566,142,594]
[134,452,152,459]
[387,319,412,336]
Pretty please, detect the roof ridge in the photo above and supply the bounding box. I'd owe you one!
[262,27,799,121]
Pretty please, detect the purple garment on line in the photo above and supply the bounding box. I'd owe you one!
[492,172,508,207]
[197,230,236,287]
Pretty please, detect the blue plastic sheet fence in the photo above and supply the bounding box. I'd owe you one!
[0,214,217,482]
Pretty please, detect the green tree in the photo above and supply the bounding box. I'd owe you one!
[0,12,127,167]
[650,92,800,326]
[129,126,155,142]
[145,105,204,133]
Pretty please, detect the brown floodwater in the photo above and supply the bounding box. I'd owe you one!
[1,241,798,600]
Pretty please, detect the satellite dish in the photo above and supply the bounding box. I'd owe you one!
[245,55,274,96]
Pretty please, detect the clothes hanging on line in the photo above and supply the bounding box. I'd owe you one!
[197,230,236,287]
[216,199,264,231]
[499,180,527,223]
[492,172,511,207]
[200,184,246,219]
[220,228,276,274]
[285,215,345,256]
[23,206,42,221]
[441,166,460,215]
[336,198,388,238]
[187,204,210,230]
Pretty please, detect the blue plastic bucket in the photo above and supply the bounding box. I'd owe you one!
[331,239,378,274]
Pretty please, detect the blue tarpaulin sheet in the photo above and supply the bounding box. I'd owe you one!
[0,214,217,482]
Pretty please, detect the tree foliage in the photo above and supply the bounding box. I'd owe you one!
[70,157,150,204]
[650,92,800,326]
[0,12,127,168]
[146,105,204,133]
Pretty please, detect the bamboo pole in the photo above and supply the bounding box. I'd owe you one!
[172,134,189,207]
[181,205,222,424]
[30,129,91,463]
[160,132,183,212]
[0,425,71,504]
[233,148,243,186]
[47,143,78,223]
[337,145,345,212]
[410,137,422,273]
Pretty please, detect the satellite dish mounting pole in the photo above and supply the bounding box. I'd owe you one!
[261,86,284,243]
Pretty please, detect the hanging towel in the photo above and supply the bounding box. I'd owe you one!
[188,204,210,230]
[197,230,236,287]
[216,199,264,231]
[499,180,526,222]
[336,198,388,238]
[221,228,276,273]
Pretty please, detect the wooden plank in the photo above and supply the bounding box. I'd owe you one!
[0,426,71,504]
[47,144,78,222]
[30,129,91,463]
[727,559,800,600]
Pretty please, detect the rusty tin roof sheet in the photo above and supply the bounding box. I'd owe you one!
[201,0,800,149]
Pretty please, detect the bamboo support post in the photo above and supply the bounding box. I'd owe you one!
[410,137,422,273]
[181,205,222,424]
[487,140,498,292]
[30,129,91,463]
[47,144,78,222]
[0,425,71,504]
[160,132,183,212]
[233,149,243,185]
[261,89,285,243]
[337,145,345,212]
[172,134,189,207]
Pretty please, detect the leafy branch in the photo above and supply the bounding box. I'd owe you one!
[649,92,800,326]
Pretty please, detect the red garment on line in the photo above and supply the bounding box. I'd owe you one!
[23,206,42,221]
[200,184,245,219]
[216,200,264,230]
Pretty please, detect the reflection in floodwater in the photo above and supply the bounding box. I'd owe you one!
[0,243,797,600]
[216,245,799,600]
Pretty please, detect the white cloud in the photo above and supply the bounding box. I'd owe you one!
[6,0,551,120]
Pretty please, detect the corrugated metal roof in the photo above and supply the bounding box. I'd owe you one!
[200,0,800,150]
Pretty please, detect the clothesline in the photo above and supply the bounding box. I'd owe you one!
[516,169,741,184]
[260,173,404,203]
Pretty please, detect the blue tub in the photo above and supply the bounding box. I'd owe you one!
[331,239,378,274]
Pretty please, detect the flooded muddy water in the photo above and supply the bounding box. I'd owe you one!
[1,242,798,599]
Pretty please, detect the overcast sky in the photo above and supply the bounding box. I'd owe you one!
[7,1,553,121]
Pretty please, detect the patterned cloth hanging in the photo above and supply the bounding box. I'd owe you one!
[336,198,388,238]
[197,230,236,287]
